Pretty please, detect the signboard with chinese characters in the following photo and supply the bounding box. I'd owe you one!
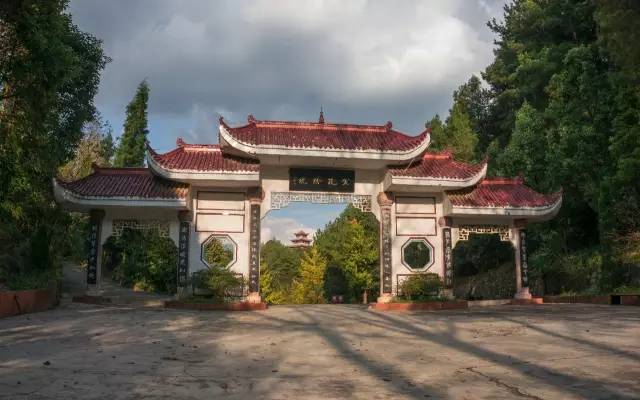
[289,168,355,193]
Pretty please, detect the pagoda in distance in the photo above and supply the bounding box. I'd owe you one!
[289,230,312,249]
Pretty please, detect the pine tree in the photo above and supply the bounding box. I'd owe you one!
[426,103,479,162]
[114,80,149,167]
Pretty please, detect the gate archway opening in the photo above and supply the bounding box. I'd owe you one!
[260,198,379,304]
[452,233,515,300]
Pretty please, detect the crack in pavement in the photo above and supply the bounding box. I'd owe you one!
[466,367,544,400]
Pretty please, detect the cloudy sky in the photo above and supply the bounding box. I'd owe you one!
[69,0,506,241]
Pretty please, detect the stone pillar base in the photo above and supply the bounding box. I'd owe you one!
[514,287,532,299]
[377,293,393,304]
[247,292,262,304]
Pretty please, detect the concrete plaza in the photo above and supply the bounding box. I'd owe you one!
[0,303,639,399]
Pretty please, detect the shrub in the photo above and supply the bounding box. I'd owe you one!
[190,266,245,302]
[102,228,178,294]
[397,273,443,301]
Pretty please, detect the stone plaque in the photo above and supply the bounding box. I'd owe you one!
[289,168,355,193]
[248,204,261,292]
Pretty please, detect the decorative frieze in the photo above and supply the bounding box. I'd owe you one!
[112,219,170,237]
[458,225,510,242]
[271,191,371,212]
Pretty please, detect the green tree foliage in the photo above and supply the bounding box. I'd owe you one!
[340,219,378,303]
[452,75,493,155]
[59,114,114,180]
[202,237,234,269]
[259,239,301,304]
[102,229,178,294]
[397,273,443,301]
[314,205,379,302]
[291,247,327,304]
[497,102,547,189]
[466,0,640,293]
[114,80,149,167]
[0,0,107,287]
[427,101,479,162]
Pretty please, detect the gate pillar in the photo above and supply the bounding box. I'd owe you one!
[247,188,263,303]
[177,210,191,297]
[439,217,454,298]
[87,209,105,293]
[513,220,532,299]
[377,192,394,304]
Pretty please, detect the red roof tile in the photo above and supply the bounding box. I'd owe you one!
[148,139,259,172]
[57,167,188,199]
[447,177,562,208]
[220,115,429,152]
[388,151,486,180]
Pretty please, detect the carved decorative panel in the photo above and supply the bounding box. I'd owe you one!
[458,225,510,241]
[271,192,372,212]
[112,219,170,237]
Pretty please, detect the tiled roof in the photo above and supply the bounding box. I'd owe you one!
[220,115,430,152]
[388,151,486,180]
[447,177,562,208]
[56,167,188,199]
[148,139,259,172]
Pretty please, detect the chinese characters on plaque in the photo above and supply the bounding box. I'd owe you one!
[289,168,355,193]
[381,207,393,293]
[87,223,99,284]
[519,230,529,287]
[248,204,261,292]
[177,221,190,286]
[443,228,453,288]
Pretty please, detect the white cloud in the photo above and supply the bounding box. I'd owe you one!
[261,216,317,245]
[70,0,507,145]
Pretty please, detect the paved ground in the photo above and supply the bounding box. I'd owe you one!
[0,303,639,400]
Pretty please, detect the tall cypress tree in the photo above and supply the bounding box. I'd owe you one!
[114,80,149,167]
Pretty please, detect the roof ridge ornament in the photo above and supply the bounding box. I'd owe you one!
[176,137,186,147]
[319,107,325,124]
[385,121,393,130]
[247,114,257,124]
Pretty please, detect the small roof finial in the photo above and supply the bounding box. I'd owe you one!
[319,107,325,124]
